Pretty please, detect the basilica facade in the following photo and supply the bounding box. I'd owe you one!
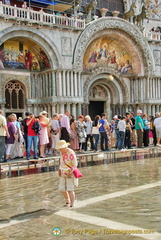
[0,0,161,120]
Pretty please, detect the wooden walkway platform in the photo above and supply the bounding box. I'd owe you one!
[0,147,160,179]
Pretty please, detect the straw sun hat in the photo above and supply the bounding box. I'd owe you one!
[55,140,70,149]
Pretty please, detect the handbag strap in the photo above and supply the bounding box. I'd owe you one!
[62,157,73,170]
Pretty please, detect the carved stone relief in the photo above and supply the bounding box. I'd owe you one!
[61,37,72,56]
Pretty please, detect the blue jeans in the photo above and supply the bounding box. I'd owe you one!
[0,136,5,162]
[118,131,125,150]
[93,134,99,151]
[27,135,38,158]
[115,130,120,149]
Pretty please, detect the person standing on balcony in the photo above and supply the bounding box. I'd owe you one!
[4,0,10,5]
[22,2,27,9]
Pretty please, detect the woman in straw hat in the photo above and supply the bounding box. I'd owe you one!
[56,140,78,207]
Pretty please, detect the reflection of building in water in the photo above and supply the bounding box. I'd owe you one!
[0,0,161,120]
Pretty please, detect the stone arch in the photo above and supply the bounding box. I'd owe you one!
[83,68,129,104]
[0,26,61,69]
[4,79,27,110]
[1,76,30,101]
[73,17,154,75]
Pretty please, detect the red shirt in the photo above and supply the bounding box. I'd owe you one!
[27,119,37,136]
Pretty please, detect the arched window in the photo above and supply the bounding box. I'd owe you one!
[5,81,25,109]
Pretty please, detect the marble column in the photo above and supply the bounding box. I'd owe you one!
[70,71,74,97]
[33,104,37,116]
[66,102,71,112]
[158,78,161,98]
[156,105,159,113]
[51,103,56,115]
[52,71,56,96]
[63,70,66,97]
[152,105,155,116]
[74,72,77,97]
[0,104,5,113]
[59,103,64,114]
[27,104,32,113]
[78,72,81,97]
[47,104,51,118]
[77,103,82,116]
[72,103,76,117]
[82,104,88,116]
[146,77,150,99]
[153,78,155,99]
[57,71,62,96]
[66,71,70,97]
[142,104,147,114]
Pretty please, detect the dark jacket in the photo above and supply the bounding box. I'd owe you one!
[32,121,42,135]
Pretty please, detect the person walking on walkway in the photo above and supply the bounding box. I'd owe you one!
[99,113,110,151]
[143,113,150,147]
[135,110,144,148]
[92,115,101,152]
[56,140,78,207]
[26,113,40,160]
[0,110,9,162]
[118,116,126,150]
[21,111,30,152]
[85,115,94,151]
[60,110,71,142]
[153,112,161,147]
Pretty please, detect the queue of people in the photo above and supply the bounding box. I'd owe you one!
[0,108,160,163]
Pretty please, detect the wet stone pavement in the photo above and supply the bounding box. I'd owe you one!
[0,155,161,239]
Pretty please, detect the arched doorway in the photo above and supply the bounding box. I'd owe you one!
[84,69,129,120]
[89,84,110,119]
[5,81,26,117]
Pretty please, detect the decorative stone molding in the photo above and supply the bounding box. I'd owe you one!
[83,67,129,103]
[73,17,154,76]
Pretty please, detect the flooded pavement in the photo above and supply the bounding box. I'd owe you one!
[0,156,161,239]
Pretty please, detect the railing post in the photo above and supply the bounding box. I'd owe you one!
[53,13,55,24]
[40,12,43,22]
[14,4,17,17]
[0,1,3,15]
[27,7,30,20]
[74,18,77,28]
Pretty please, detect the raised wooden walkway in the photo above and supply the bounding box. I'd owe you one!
[0,147,160,179]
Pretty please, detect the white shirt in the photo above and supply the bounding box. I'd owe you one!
[118,120,126,132]
[154,117,161,128]
[0,115,7,136]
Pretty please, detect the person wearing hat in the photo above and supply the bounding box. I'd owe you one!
[56,140,78,207]
[135,110,144,148]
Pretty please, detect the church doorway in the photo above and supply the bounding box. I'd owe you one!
[89,101,104,120]
[88,84,111,119]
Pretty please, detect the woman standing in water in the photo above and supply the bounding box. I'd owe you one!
[56,140,78,207]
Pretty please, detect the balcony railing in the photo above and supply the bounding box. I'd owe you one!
[144,31,161,41]
[0,1,85,29]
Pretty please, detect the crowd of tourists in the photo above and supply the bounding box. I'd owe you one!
[0,108,160,163]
